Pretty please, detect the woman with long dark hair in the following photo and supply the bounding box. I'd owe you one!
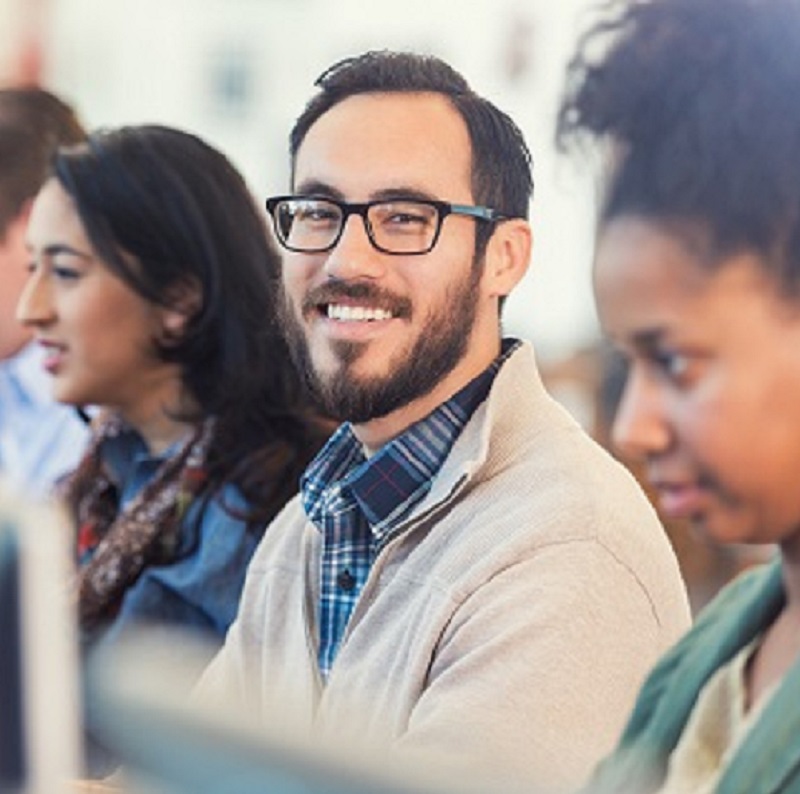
[21,124,325,656]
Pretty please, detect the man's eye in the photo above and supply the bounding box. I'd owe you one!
[386,212,428,226]
[298,207,338,223]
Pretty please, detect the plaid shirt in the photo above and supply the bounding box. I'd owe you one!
[301,339,520,679]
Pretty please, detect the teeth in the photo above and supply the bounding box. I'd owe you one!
[327,304,393,322]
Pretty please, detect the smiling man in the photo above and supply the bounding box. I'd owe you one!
[199,51,690,792]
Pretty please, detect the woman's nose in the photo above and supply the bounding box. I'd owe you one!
[16,271,55,327]
[611,367,673,461]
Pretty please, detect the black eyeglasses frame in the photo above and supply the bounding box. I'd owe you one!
[265,195,507,255]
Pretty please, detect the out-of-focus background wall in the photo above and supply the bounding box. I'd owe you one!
[0,0,768,610]
[4,0,602,361]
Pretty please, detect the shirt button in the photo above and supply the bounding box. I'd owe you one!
[337,569,356,591]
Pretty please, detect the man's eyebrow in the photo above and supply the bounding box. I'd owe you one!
[292,180,345,200]
[291,182,440,204]
[371,187,438,202]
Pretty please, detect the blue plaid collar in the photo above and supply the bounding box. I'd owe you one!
[302,338,520,543]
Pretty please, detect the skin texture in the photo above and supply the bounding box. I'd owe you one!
[280,91,531,450]
[0,206,34,359]
[595,215,800,547]
[18,178,193,454]
[593,214,800,706]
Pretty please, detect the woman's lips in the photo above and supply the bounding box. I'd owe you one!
[38,341,66,374]
[653,481,708,519]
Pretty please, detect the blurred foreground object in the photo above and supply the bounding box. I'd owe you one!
[87,629,464,794]
[0,480,82,793]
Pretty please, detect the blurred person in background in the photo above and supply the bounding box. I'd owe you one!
[558,0,800,791]
[198,50,689,793]
[0,88,90,497]
[19,124,328,774]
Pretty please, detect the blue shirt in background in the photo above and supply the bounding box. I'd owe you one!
[0,344,90,498]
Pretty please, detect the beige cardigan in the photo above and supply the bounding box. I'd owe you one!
[198,342,690,792]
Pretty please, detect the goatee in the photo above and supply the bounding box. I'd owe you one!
[280,269,482,424]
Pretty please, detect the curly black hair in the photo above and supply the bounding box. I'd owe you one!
[557,0,800,293]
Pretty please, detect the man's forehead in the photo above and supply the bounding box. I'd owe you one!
[292,92,473,200]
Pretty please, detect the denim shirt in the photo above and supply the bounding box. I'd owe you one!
[89,426,260,653]
[83,425,264,776]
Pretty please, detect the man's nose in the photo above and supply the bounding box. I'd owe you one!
[323,214,387,281]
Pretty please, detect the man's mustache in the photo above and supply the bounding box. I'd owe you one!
[301,279,412,318]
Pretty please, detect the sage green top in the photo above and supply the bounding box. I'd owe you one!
[586,558,800,794]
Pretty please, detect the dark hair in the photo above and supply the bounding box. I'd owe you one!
[0,88,86,237]
[54,125,324,525]
[290,50,534,256]
[557,0,800,292]
[0,87,85,144]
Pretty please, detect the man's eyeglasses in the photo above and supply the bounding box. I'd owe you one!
[265,195,507,255]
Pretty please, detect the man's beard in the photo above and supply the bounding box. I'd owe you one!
[281,265,483,424]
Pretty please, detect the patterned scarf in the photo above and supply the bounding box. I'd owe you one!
[59,412,215,634]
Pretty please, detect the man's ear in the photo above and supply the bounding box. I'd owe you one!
[160,277,202,340]
[482,218,532,298]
